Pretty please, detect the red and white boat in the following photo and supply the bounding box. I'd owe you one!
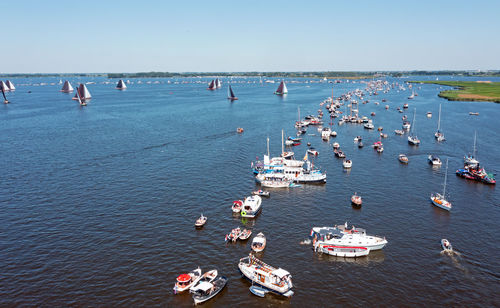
[225,227,241,242]
[232,200,243,213]
[351,193,362,206]
[173,267,202,294]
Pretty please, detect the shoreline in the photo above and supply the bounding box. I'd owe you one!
[410,80,500,103]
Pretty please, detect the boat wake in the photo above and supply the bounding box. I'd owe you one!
[299,239,311,245]
[441,250,469,276]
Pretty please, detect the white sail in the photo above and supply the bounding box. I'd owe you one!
[79,84,91,100]
[216,78,222,88]
[0,81,9,92]
[282,81,288,94]
[6,80,15,91]
[61,81,73,92]
[116,79,127,89]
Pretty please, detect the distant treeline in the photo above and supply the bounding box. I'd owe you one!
[1,71,499,78]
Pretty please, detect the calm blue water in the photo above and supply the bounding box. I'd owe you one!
[0,76,499,307]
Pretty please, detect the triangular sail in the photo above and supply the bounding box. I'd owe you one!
[116,79,127,89]
[282,82,288,94]
[6,80,15,91]
[78,84,91,100]
[208,80,216,90]
[275,81,288,94]
[1,85,7,101]
[61,81,73,92]
[0,81,9,92]
[216,78,222,88]
[229,85,236,98]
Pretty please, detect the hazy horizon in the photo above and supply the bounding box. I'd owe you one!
[3,0,500,73]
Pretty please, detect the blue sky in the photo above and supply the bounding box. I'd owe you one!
[3,0,500,73]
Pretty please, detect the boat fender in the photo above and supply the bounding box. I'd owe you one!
[241,210,247,216]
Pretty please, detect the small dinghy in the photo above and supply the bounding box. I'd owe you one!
[252,190,270,197]
[237,127,244,133]
[195,214,207,228]
[399,154,409,164]
[441,239,453,252]
[232,200,243,213]
[239,229,252,240]
[251,232,266,252]
[351,192,362,206]
[173,267,202,294]
[250,285,268,297]
[192,275,228,305]
[332,142,340,149]
[343,159,352,169]
[307,147,319,156]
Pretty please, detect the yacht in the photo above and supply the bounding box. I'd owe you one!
[311,224,388,252]
[238,254,294,297]
[428,155,442,166]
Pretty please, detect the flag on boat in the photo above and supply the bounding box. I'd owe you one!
[310,229,314,236]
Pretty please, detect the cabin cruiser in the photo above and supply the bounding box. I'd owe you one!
[256,159,326,184]
[256,173,292,188]
[310,224,388,253]
[364,121,374,129]
[321,127,331,140]
[238,254,294,297]
[241,195,262,218]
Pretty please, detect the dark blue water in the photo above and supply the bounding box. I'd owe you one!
[1,76,498,307]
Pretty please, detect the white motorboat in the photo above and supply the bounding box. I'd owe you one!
[195,214,207,228]
[426,111,432,117]
[241,195,262,218]
[330,131,337,137]
[173,267,202,294]
[394,129,404,135]
[250,285,268,297]
[192,276,228,305]
[321,127,331,140]
[311,224,388,252]
[431,159,452,211]
[364,121,374,129]
[307,148,319,156]
[257,173,292,188]
[402,121,411,130]
[343,159,352,168]
[251,232,266,252]
[315,245,369,257]
[428,155,442,166]
[238,254,294,297]
[190,269,218,293]
[332,142,340,149]
[252,190,270,197]
[441,239,453,251]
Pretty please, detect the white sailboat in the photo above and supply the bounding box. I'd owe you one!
[75,84,87,106]
[207,80,216,90]
[464,131,479,167]
[5,80,15,91]
[430,158,452,211]
[408,108,420,145]
[215,78,222,88]
[116,79,127,90]
[0,81,9,92]
[434,104,445,141]
[73,83,91,104]
[274,81,288,95]
[60,81,73,93]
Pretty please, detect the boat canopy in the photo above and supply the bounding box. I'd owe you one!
[193,281,213,292]
[177,274,191,282]
[271,268,290,278]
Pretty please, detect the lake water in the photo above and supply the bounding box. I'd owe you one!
[0,76,499,307]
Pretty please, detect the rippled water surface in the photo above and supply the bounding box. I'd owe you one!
[1,76,499,307]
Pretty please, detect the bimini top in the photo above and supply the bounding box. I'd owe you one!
[192,281,213,292]
[271,268,291,278]
[177,274,191,282]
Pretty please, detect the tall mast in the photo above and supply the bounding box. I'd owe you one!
[473,131,477,158]
[443,158,448,196]
[281,130,284,155]
[437,104,441,132]
[267,137,270,157]
[298,106,300,122]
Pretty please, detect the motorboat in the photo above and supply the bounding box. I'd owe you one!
[398,154,409,164]
[257,173,293,188]
[372,141,383,149]
[402,121,411,130]
[426,112,432,118]
[315,245,369,258]
[251,232,266,252]
[237,127,244,133]
[469,112,479,116]
[225,227,242,242]
[332,142,340,149]
[456,165,496,185]
[330,131,337,137]
[239,229,252,240]
[195,214,207,228]
[190,269,218,293]
[394,129,404,135]
[428,155,442,166]
[311,224,388,252]
[351,193,362,206]
[403,103,409,108]
[364,122,374,129]
[241,195,262,218]
[431,159,452,211]
[250,285,268,297]
[192,275,228,305]
[378,126,383,131]
[441,239,453,251]
[371,112,376,116]
[232,200,243,213]
[353,136,362,142]
[173,267,202,294]
[252,190,270,197]
[238,254,294,297]
[380,133,388,138]
[334,149,345,158]
[307,147,319,156]
[385,105,389,109]
[377,146,384,153]
[343,159,352,168]
[321,127,331,140]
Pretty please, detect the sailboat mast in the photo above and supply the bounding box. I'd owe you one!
[473,131,477,158]
[267,137,270,157]
[281,130,284,155]
[443,158,448,196]
[298,106,300,122]
[437,104,441,131]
